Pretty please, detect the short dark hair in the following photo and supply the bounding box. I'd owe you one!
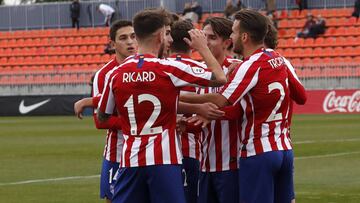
[109,20,133,41]
[133,8,170,40]
[170,20,194,53]
[264,18,278,49]
[203,17,233,40]
[170,13,180,24]
[234,9,268,44]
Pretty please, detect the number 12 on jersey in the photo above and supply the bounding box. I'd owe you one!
[124,94,163,136]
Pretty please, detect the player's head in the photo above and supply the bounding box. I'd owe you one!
[109,20,137,59]
[264,19,278,49]
[170,20,194,54]
[202,17,233,61]
[133,8,170,43]
[159,11,178,58]
[231,9,268,56]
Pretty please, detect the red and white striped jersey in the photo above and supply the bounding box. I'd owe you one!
[92,58,124,163]
[168,54,207,161]
[98,54,213,167]
[221,48,305,158]
[197,57,242,172]
[281,55,307,137]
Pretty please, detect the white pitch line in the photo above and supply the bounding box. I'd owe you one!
[295,151,360,160]
[1,151,360,186]
[0,174,100,186]
[293,138,360,144]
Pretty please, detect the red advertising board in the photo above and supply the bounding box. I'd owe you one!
[293,89,360,114]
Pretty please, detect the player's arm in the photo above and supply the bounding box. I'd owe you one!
[180,93,229,108]
[97,110,110,122]
[94,112,122,129]
[220,102,242,120]
[178,101,225,120]
[91,94,122,129]
[97,73,117,123]
[181,60,260,108]
[74,97,93,119]
[284,58,307,105]
[184,29,227,86]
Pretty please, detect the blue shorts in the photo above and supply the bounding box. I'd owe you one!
[100,158,119,199]
[182,157,200,203]
[198,170,239,203]
[111,164,186,203]
[239,150,294,203]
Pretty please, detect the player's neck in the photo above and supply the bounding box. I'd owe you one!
[171,50,191,57]
[115,53,126,63]
[216,54,226,66]
[137,44,160,57]
[243,44,263,58]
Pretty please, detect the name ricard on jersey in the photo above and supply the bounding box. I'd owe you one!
[122,71,156,83]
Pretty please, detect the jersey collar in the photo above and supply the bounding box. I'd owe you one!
[133,53,157,59]
[169,53,191,61]
[243,47,265,61]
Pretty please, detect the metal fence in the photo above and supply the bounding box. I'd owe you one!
[0,0,162,31]
[297,65,360,89]
[0,65,359,96]
[0,0,357,31]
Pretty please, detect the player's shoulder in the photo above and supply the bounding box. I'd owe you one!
[259,49,289,70]
[94,58,117,79]
[99,58,117,71]
[157,58,191,69]
[225,57,242,64]
[181,58,207,69]
[239,53,263,69]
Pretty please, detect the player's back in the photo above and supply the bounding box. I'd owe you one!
[112,56,180,136]
[249,49,290,124]
[103,54,212,167]
[223,48,292,157]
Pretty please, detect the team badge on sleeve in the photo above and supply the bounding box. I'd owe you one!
[191,66,205,75]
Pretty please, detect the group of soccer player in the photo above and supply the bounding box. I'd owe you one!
[74,7,307,203]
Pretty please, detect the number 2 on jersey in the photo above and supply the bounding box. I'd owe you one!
[266,82,287,122]
[124,94,163,135]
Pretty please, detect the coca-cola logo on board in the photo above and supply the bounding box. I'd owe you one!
[323,91,360,113]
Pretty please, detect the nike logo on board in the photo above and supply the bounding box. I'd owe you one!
[19,99,51,114]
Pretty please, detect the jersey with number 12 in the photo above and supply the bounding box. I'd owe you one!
[98,54,213,167]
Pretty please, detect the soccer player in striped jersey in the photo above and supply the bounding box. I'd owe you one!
[97,9,227,203]
[168,20,202,203]
[73,20,137,203]
[181,10,307,203]
[168,20,225,203]
[264,18,306,203]
[185,17,241,203]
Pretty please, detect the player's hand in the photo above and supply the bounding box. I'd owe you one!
[226,62,241,80]
[176,116,187,134]
[74,99,86,119]
[183,29,208,52]
[197,102,225,120]
[186,115,210,128]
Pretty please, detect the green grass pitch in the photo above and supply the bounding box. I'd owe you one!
[0,114,359,202]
